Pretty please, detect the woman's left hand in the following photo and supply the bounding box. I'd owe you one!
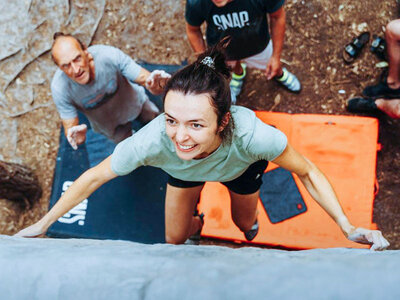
[145,70,171,95]
[346,227,390,251]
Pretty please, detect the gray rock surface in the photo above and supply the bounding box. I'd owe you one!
[0,235,399,300]
[0,0,105,161]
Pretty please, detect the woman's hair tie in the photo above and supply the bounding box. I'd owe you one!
[200,56,215,69]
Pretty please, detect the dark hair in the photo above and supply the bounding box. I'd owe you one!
[51,32,86,65]
[163,40,234,142]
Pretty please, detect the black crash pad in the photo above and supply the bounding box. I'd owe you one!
[47,63,185,243]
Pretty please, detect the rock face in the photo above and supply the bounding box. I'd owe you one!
[1,235,399,300]
[0,161,42,206]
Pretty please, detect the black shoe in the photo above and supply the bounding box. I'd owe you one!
[370,35,387,61]
[244,219,259,241]
[346,97,379,113]
[362,80,400,99]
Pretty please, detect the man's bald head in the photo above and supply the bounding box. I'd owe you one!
[51,32,86,65]
[51,32,92,85]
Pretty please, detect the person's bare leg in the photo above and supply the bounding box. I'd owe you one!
[229,190,259,233]
[375,98,400,118]
[232,60,244,75]
[164,183,204,244]
[386,20,400,88]
[138,99,160,123]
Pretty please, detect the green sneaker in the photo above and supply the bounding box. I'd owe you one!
[230,63,247,97]
[275,67,301,93]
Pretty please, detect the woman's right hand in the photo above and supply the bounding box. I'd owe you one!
[14,221,47,238]
[13,156,118,239]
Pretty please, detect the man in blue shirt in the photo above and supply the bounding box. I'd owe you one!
[51,32,170,148]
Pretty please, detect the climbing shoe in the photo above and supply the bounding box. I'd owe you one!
[230,63,247,97]
[275,67,301,93]
[244,219,259,241]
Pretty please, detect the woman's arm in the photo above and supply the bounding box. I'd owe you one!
[272,144,390,250]
[14,156,118,237]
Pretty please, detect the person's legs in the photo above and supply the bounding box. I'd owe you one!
[242,41,273,69]
[386,20,400,88]
[228,60,247,99]
[231,60,244,75]
[222,160,268,240]
[227,43,274,98]
[363,19,400,98]
[244,41,301,93]
[137,99,160,123]
[164,183,204,244]
[346,97,400,119]
[375,98,400,118]
[229,189,259,233]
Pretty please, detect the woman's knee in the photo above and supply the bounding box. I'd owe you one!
[165,231,188,244]
[165,220,191,244]
[164,184,203,244]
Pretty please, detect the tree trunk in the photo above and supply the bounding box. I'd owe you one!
[0,160,42,207]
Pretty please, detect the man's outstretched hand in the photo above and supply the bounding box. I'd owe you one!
[67,124,87,150]
[145,70,171,95]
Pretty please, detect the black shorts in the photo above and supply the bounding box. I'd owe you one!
[167,160,269,195]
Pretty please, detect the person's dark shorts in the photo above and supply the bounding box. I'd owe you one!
[167,160,269,195]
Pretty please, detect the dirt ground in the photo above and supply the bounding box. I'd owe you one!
[1,0,400,248]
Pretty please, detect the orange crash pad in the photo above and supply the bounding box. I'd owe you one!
[199,112,379,249]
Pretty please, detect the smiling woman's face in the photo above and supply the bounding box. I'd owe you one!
[164,90,223,160]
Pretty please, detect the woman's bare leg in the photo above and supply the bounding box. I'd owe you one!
[229,189,259,233]
[164,183,204,244]
[386,20,400,88]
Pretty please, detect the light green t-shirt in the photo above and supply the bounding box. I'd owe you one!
[111,106,287,182]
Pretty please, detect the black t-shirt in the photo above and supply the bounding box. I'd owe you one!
[185,0,285,60]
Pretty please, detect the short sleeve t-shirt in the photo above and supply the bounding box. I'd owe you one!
[51,45,147,142]
[185,0,285,60]
[111,105,287,182]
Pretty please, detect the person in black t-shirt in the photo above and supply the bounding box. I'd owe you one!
[185,0,301,100]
